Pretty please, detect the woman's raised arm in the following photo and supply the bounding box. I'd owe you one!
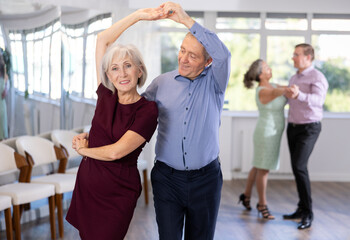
[95,8,164,86]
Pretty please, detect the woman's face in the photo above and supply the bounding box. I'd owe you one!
[106,56,142,94]
[260,61,272,80]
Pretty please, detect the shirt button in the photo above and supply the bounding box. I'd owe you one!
[185,152,187,155]
[193,31,196,34]
[184,122,186,125]
[189,93,191,96]
[186,167,189,170]
[183,137,186,140]
[186,107,188,110]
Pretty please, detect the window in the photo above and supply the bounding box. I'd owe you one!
[62,14,112,99]
[10,19,61,99]
[312,34,350,111]
[218,32,260,110]
[213,12,350,112]
[8,33,25,92]
[267,36,305,82]
[62,25,84,98]
[0,26,5,50]
[216,12,260,30]
[310,14,350,112]
[312,14,350,31]
[216,12,262,110]
[265,13,307,30]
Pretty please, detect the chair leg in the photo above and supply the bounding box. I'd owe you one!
[13,205,21,240]
[48,196,56,240]
[5,208,14,240]
[142,169,149,205]
[55,194,64,238]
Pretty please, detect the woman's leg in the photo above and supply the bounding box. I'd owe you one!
[256,168,275,219]
[244,167,257,197]
[256,168,269,205]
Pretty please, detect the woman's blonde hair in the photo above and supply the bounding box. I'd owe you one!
[100,43,147,93]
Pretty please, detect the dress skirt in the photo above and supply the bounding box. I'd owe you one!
[66,157,142,240]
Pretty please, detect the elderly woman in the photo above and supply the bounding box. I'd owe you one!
[65,7,164,240]
[238,59,294,219]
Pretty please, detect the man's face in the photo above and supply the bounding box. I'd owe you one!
[178,35,211,80]
[292,47,311,72]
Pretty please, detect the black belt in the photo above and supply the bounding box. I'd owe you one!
[288,121,320,127]
[155,158,219,174]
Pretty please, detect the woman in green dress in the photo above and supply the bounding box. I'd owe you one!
[238,59,292,219]
[0,53,8,140]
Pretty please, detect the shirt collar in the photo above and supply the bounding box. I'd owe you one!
[175,66,209,81]
[297,65,314,76]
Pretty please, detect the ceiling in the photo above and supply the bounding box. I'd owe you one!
[0,0,86,16]
[0,0,44,15]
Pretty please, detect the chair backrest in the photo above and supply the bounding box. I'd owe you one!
[1,137,18,151]
[37,131,52,141]
[51,130,80,159]
[16,136,57,166]
[0,143,18,173]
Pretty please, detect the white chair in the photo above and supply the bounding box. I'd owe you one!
[16,136,76,239]
[0,195,13,240]
[0,143,56,240]
[51,130,82,174]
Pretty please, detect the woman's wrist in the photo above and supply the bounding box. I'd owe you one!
[77,146,86,152]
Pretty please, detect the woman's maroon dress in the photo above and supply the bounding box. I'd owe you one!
[66,84,158,240]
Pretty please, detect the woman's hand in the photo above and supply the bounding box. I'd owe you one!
[136,7,165,21]
[72,132,89,151]
[75,138,89,155]
[158,2,194,28]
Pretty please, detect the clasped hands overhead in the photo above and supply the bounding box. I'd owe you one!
[136,2,189,24]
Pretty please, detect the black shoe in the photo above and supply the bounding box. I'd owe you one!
[283,208,303,220]
[298,215,312,229]
[256,204,275,220]
[238,193,252,211]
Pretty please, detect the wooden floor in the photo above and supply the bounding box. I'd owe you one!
[2,179,350,240]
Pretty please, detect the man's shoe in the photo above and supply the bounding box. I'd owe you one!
[298,215,312,229]
[283,208,303,220]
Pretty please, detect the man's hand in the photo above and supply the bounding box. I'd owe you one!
[159,2,195,28]
[285,84,299,99]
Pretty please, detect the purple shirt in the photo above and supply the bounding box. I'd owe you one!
[288,66,328,124]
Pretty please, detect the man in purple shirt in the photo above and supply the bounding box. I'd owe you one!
[283,43,328,230]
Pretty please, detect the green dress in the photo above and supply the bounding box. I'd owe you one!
[253,84,287,170]
[0,77,8,140]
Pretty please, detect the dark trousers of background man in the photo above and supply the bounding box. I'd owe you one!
[287,122,321,218]
[151,158,222,240]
